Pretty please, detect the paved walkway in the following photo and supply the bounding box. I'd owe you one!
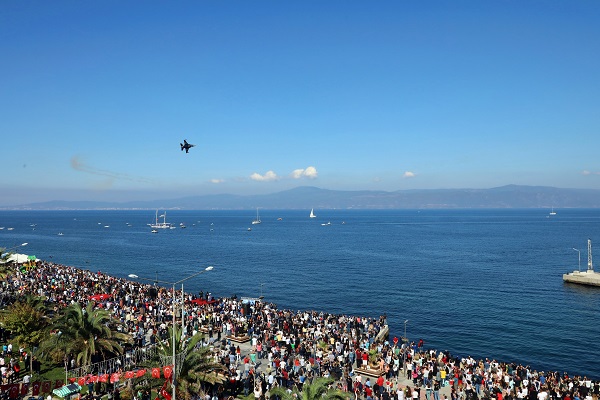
[227,336,453,400]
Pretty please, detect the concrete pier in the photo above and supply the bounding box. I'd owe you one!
[564,239,600,287]
[563,270,600,287]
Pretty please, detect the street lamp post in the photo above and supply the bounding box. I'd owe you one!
[128,266,214,400]
[403,319,409,375]
[573,248,581,272]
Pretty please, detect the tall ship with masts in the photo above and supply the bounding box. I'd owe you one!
[148,210,173,229]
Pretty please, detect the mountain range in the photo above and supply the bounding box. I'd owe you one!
[5,185,600,210]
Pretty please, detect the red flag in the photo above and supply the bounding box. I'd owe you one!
[160,386,172,400]
[32,382,41,396]
[55,380,64,389]
[163,365,173,380]
[9,384,19,399]
[136,369,147,378]
[124,371,134,379]
[69,378,76,384]
[151,368,161,379]
[41,381,51,393]
[20,384,29,396]
[78,377,86,386]
[110,373,121,384]
[99,374,109,383]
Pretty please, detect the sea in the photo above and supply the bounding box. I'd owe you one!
[1,208,600,378]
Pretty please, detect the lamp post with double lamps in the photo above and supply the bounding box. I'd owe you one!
[128,266,214,400]
[403,319,409,375]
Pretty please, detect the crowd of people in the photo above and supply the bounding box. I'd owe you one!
[1,259,599,400]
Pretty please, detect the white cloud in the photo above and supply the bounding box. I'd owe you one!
[250,170,279,182]
[582,170,600,176]
[210,179,224,184]
[403,171,416,178]
[291,166,318,179]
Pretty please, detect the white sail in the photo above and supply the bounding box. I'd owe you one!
[252,208,261,225]
[309,208,316,218]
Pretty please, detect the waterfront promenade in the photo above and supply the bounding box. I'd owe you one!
[1,258,599,400]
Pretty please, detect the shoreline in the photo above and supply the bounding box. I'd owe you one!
[1,257,599,400]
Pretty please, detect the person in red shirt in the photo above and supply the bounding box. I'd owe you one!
[377,375,385,395]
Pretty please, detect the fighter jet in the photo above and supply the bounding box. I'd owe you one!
[180,139,195,153]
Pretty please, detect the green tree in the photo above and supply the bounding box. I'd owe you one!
[43,302,131,368]
[0,295,50,375]
[153,325,225,400]
[269,377,346,400]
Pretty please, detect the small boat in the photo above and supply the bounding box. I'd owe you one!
[309,208,316,218]
[151,229,158,234]
[252,208,261,225]
[7,228,14,231]
[321,222,331,226]
[104,225,110,228]
[549,207,557,216]
[277,217,283,221]
[247,227,252,231]
[58,232,64,236]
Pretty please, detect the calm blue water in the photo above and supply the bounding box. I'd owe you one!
[1,209,600,377]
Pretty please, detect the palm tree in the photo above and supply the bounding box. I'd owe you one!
[44,301,131,368]
[153,325,226,400]
[269,377,346,400]
[0,248,14,280]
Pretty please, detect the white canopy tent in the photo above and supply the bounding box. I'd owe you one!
[1,253,31,264]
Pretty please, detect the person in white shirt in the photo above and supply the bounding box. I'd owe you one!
[397,386,404,400]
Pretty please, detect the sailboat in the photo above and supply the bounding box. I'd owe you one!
[549,207,557,216]
[309,208,316,218]
[252,208,261,225]
[148,210,173,229]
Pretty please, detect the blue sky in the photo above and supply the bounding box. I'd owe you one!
[1,1,599,206]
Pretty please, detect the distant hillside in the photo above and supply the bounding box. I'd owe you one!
[6,185,600,210]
